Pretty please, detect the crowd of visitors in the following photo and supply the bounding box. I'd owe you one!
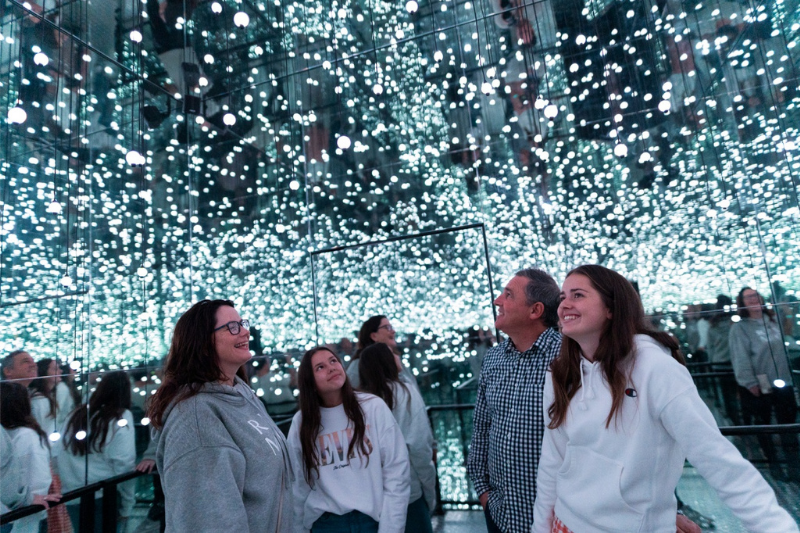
[1,266,799,533]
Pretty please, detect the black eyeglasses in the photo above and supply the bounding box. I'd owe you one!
[214,319,250,335]
[378,324,395,332]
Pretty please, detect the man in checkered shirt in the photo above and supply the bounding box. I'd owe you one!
[467,268,561,533]
[466,269,701,533]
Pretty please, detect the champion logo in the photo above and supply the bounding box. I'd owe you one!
[625,388,637,398]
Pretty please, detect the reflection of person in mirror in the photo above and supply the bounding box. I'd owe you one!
[147,299,292,532]
[0,382,53,533]
[348,315,417,392]
[29,358,60,437]
[533,266,797,532]
[287,346,410,533]
[359,342,437,533]
[729,287,798,480]
[58,371,136,532]
[1,350,38,388]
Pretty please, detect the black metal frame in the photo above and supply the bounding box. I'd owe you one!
[0,470,147,531]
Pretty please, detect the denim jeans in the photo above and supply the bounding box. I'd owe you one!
[405,497,433,533]
[311,510,379,533]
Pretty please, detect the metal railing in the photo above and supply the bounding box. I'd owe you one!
[1,471,149,532]
[425,403,800,508]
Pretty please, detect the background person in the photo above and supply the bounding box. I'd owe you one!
[358,342,437,533]
[58,371,136,532]
[1,350,38,387]
[533,265,797,533]
[288,346,410,533]
[147,299,292,533]
[0,383,52,533]
[729,286,798,480]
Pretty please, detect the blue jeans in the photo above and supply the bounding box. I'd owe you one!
[311,510,379,533]
[405,497,433,533]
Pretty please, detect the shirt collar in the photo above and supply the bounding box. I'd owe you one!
[503,327,560,357]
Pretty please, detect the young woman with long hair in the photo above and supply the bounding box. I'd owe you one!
[29,358,59,436]
[146,299,292,533]
[58,371,136,532]
[533,265,797,533]
[358,343,436,533]
[0,382,52,533]
[288,346,410,533]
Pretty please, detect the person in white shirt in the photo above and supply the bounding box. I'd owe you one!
[29,358,59,437]
[58,371,136,533]
[358,342,436,533]
[0,382,53,533]
[533,264,798,533]
[288,346,410,533]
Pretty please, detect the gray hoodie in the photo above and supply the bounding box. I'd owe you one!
[155,377,294,533]
[729,317,792,390]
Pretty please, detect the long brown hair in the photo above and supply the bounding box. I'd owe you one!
[0,382,49,448]
[29,358,57,419]
[352,315,387,361]
[147,300,247,429]
[64,371,132,455]
[297,346,370,486]
[358,343,409,411]
[548,265,684,429]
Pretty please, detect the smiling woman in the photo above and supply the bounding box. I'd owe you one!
[146,300,292,532]
[288,346,410,533]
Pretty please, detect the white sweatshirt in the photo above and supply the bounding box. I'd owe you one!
[55,382,76,429]
[389,382,437,510]
[7,427,52,533]
[533,335,798,533]
[288,392,410,533]
[57,409,137,517]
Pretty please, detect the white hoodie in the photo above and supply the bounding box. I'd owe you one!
[288,392,410,533]
[389,382,437,511]
[57,409,137,518]
[6,427,51,533]
[533,335,798,533]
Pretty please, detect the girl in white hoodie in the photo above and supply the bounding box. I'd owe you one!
[288,346,410,533]
[533,265,797,533]
[0,382,52,533]
[59,370,136,532]
[358,342,437,533]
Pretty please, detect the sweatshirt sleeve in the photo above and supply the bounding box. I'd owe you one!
[162,445,249,531]
[287,415,312,533]
[375,402,410,533]
[394,385,437,511]
[660,380,798,532]
[16,431,52,498]
[106,411,137,517]
[55,383,75,428]
[729,323,758,389]
[1,428,28,512]
[532,372,564,533]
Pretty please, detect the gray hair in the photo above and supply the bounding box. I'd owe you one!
[515,268,560,328]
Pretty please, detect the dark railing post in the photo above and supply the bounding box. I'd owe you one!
[102,482,119,532]
[79,493,95,533]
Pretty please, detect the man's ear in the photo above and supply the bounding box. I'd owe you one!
[529,302,545,320]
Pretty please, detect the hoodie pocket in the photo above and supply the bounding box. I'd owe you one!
[556,445,644,532]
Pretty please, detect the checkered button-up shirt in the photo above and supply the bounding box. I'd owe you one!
[467,327,562,533]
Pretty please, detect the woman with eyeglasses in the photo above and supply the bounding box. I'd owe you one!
[288,345,410,533]
[348,316,417,392]
[147,299,293,533]
[729,287,797,480]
